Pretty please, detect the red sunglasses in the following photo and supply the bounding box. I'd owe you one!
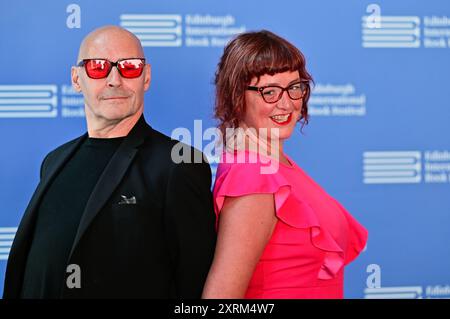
[77,58,146,79]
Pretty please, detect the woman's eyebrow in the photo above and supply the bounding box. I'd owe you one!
[262,78,301,86]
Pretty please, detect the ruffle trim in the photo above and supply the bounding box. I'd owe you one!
[213,160,368,280]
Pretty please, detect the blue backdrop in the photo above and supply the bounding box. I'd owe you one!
[1,0,449,298]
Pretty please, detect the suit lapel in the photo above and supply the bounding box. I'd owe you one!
[68,116,150,260]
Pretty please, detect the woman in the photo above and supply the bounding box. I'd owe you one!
[202,30,368,299]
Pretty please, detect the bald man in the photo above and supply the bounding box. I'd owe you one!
[3,26,216,299]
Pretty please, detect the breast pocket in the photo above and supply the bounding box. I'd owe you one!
[109,196,161,225]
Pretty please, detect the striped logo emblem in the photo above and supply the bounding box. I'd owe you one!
[120,14,182,47]
[0,227,17,260]
[0,85,57,118]
[363,151,422,184]
[364,286,423,299]
[362,16,420,48]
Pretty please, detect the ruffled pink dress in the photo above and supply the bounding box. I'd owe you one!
[213,150,368,299]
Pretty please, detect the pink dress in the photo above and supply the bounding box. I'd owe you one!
[213,150,368,299]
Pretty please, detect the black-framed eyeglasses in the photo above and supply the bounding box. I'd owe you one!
[247,81,309,103]
[77,58,146,79]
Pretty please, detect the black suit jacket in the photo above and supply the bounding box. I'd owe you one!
[3,116,217,298]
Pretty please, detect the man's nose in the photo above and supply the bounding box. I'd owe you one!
[106,66,123,87]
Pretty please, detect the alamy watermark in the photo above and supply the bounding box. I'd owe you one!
[170,120,285,174]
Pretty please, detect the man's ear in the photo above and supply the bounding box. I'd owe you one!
[144,63,151,91]
[71,66,82,92]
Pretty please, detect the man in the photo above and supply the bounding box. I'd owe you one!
[3,25,216,298]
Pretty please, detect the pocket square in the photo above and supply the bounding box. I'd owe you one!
[118,195,137,205]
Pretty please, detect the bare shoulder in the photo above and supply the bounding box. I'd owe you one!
[202,193,277,298]
[218,193,277,247]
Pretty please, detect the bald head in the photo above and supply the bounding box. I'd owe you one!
[77,25,144,62]
[71,25,151,138]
